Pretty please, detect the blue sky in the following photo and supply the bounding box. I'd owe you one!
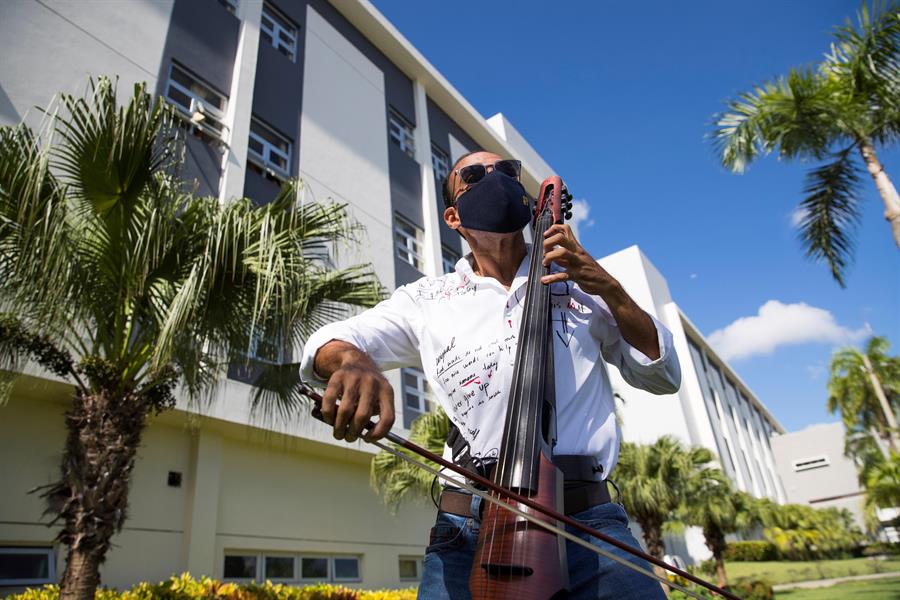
[371,0,899,432]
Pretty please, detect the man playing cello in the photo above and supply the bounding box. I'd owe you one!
[300,151,680,599]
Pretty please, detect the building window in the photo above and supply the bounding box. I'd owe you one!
[333,557,360,581]
[218,0,239,15]
[223,555,258,580]
[441,245,460,274]
[792,455,830,472]
[300,556,360,583]
[402,367,431,429]
[260,3,298,62]
[388,109,416,159]
[248,117,292,180]
[722,437,737,473]
[165,63,229,143]
[264,556,295,580]
[399,556,423,581]
[0,547,55,586]
[431,144,450,182]
[224,553,359,584]
[394,215,424,271]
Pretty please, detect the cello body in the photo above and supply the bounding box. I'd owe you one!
[469,176,574,600]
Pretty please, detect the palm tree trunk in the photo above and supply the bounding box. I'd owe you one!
[640,522,670,595]
[714,554,728,590]
[857,139,900,252]
[50,389,148,600]
[861,353,900,453]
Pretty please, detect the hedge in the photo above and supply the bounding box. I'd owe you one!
[723,540,778,562]
[669,578,773,600]
[9,574,418,600]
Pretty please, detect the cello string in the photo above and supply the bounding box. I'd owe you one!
[370,438,710,600]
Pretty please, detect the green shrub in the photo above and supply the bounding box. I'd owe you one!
[8,575,418,600]
[727,578,774,600]
[723,540,777,562]
[862,541,900,557]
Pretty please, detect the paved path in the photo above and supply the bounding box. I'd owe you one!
[773,570,900,590]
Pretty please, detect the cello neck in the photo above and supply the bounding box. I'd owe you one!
[495,177,567,492]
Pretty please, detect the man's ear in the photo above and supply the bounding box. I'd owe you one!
[444,206,460,230]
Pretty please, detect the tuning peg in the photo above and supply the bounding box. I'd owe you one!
[565,211,573,220]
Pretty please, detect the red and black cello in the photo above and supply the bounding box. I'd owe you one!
[469,176,572,599]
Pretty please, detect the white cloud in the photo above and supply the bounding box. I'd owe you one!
[690,273,698,280]
[707,300,871,361]
[569,198,595,240]
[790,207,807,228]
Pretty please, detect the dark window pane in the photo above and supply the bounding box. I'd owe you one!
[398,559,418,579]
[265,556,294,579]
[334,557,359,580]
[0,550,50,579]
[301,557,328,579]
[224,555,256,578]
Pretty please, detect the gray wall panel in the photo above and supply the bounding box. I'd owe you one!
[394,256,424,287]
[389,144,423,228]
[427,98,479,157]
[252,43,303,142]
[182,135,223,197]
[244,169,281,205]
[161,0,240,95]
[307,0,414,124]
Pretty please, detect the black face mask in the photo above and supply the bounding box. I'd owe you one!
[455,170,532,234]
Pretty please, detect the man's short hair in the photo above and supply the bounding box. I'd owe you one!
[442,150,482,209]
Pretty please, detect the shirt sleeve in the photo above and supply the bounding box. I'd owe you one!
[587,298,682,395]
[300,284,422,385]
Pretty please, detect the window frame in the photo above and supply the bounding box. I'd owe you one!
[263,554,297,582]
[331,556,361,583]
[388,109,416,159]
[441,245,460,275]
[260,3,298,62]
[247,117,293,181]
[223,553,260,582]
[0,546,56,587]
[401,367,431,415]
[431,143,450,182]
[394,214,424,272]
[398,556,423,582]
[165,63,229,143]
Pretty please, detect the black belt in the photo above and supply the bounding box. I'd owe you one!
[439,455,611,517]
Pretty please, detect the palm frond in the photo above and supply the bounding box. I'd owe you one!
[796,148,863,286]
[370,408,448,511]
[246,360,309,424]
[711,68,848,172]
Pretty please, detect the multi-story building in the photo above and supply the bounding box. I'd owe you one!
[0,0,785,590]
[598,247,787,563]
[770,422,866,528]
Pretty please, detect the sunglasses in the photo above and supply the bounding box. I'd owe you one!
[456,159,522,186]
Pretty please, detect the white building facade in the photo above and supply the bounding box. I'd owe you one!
[0,0,786,590]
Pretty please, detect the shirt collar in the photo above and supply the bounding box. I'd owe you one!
[457,245,533,293]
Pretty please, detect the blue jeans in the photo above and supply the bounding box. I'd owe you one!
[417,494,665,600]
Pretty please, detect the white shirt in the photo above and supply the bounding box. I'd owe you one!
[300,249,681,480]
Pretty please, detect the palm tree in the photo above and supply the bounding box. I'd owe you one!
[371,408,449,509]
[828,336,900,457]
[0,78,383,600]
[679,475,757,588]
[756,500,864,559]
[712,1,900,286]
[614,436,717,582]
[865,452,900,510]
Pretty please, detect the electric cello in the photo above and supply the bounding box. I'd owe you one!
[468,175,571,599]
[304,175,740,600]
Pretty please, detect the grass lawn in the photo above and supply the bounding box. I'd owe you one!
[724,558,900,585]
[776,576,900,599]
